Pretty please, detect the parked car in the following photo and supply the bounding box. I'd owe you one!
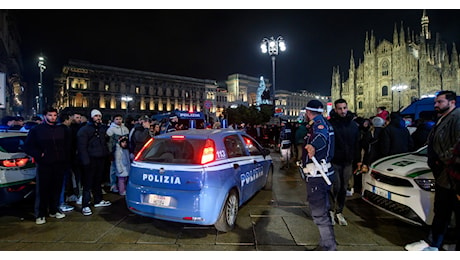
[361,145,435,226]
[0,130,36,207]
[126,128,273,232]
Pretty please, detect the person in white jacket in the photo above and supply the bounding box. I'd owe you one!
[106,114,130,192]
[114,136,131,196]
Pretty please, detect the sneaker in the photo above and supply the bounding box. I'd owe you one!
[101,188,107,195]
[49,212,66,219]
[110,185,119,193]
[329,211,336,225]
[59,204,74,212]
[346,188,354,197]
[336,213,348,226]
[66,194,78,202]
[76,196,82,205]
[82,207,92,216]
[35,217,46,225]
[94,200,111,207]
[404,240,431,251]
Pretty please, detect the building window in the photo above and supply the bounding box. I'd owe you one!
[382,86,388,96]
[105,84,109,91]
[381,61,389,76]
[135,86,140,94]
[358,101,363,109]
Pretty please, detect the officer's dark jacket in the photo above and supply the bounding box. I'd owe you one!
[328,110,360,165]
[77,121,109,165]
[24,122,71,165]
[302,114,335,166]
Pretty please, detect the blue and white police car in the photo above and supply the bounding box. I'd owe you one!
[126,128,273,232]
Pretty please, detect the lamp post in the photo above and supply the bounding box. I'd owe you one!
[121,95,133,116]
[391,84,408,111]
[260,36,286,106]
[37,56,46,113]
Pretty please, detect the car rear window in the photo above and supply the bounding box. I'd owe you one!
[0,136,26,153]
[136,138,206,164]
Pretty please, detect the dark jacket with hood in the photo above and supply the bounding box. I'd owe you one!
[328,110,360,165]
[77,120,110,165]
[380,113,414,157]
[24,121,71,166]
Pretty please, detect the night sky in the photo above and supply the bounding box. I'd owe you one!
[9,8,460,99]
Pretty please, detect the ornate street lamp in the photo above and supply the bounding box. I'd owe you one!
[260,36,286,106]
[37,56,46,113]
[391,84,408,111]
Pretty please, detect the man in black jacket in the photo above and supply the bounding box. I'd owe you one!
[77,109,112,216]
[24,107,71,225]
[328,99,360,226]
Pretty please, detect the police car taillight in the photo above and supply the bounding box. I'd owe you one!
[200,139,216,164]
[134,138,154,161]
[1,158,30,167]
[171,135,185,140]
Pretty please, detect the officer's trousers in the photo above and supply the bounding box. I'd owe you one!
[306,175,337,251]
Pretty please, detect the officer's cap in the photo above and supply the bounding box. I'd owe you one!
[305,100,324,113]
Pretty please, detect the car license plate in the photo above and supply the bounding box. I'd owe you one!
[372,186,391,199]
[146,194,171,207]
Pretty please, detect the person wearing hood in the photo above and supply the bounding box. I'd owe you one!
[24,107,71,224]
[106,114,130,193]
[328,99,361,226]
[379,112,414,157]
[77,109,112,217]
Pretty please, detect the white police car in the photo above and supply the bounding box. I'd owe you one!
[361,145,435,225]
[126,128,273,232]
[0,131,36,207]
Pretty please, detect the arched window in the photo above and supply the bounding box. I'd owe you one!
[358,101,363,109]
[382,86,388,96]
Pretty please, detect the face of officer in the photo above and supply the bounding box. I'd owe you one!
[334,102,348,117]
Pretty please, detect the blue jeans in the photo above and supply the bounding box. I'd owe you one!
[306,175,337,251]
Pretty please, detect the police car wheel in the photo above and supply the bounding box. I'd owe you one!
[214,190,238,232]
[263,165,273,191]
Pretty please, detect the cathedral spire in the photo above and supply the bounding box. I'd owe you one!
[421,9,431,40]
[399,22,406,46]
[370,30,375,51]
[452,42,459,68]
[393,23,399,46]
[365,31,369,53]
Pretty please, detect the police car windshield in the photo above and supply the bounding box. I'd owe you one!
[136,138,205,164]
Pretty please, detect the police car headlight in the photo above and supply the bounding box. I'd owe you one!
[414,179,435,192]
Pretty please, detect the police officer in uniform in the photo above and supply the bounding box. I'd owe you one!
[301,99,336,251]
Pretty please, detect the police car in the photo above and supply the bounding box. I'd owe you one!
[126,128,273,232]
[0,131,36,207]
[361,145,435,226]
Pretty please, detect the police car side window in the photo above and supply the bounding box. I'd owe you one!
[243,136,262,156]
[224,135,246,158]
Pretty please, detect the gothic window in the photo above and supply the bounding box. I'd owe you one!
[358,101,363,109]
[382,86,389,96]
[410,79,417,89]
[358,86,363,95]
[381,61,389,76]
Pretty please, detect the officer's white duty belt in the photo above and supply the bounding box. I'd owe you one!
[303,162,332,177]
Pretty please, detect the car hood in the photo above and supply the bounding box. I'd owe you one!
[371,152,433,179]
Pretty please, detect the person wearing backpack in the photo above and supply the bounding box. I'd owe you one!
[106,114,129,193]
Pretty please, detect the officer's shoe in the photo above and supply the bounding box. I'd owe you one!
[336,213,348,226]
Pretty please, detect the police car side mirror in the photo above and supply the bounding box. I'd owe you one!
[262,148,270,157]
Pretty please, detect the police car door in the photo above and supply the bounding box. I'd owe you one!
[223,134,255,202]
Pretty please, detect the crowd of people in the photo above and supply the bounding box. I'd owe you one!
[2,90,459,251]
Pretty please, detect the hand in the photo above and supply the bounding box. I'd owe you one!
[305,144,315,158]
[457,194,460,201]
